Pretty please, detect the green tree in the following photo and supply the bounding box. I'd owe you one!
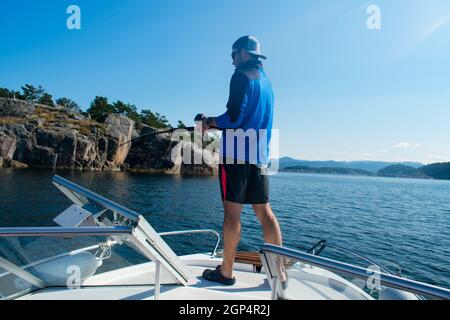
[21,84,45,102]
[56,97,81,112]
[177,120,187,128]
[87,96,115,121]
[155,112,170,128]
[12,90,23,100]
[419,162,450,180]
[0,88,11,98]
[0,87,23,100]
[112,100,140,122]
[139,109,170,128]
[38,93,54,106]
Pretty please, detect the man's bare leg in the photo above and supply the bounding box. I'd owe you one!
[253,203,287,283]
[220,200,243,279]
[252,203,282,246]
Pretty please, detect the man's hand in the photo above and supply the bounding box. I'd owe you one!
[195,113,207,132]
[201,117,210,133]
[195,114,217,133]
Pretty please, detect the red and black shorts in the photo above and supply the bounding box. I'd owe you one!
[219,161,270,204]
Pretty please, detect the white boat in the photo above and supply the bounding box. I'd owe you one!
[0,175,449,300]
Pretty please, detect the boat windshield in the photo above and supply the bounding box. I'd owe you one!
[0,175,196,300]
[0,264,38,300]
[0,229,158,300]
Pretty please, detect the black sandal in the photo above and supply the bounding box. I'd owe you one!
[202,265,236,286]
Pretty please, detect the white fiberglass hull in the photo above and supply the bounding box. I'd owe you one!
[19,254,372,300]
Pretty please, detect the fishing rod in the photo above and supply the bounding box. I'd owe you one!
[101,113,211,169]
[94,113,214,171]
[103,126,195,167]
[87,114,214,189]
[86,113,223,191]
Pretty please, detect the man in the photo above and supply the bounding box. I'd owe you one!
[200,36,283,285]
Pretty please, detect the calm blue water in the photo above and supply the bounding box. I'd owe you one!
[0,169,449,288]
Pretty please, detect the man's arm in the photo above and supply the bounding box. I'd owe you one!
[211,71,250,129]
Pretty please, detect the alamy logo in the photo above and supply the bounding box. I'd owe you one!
[366,265,382,292]
[169,127,280,175]
[367,5,381,30]
[67,5,81,30]
[66,265,81,290]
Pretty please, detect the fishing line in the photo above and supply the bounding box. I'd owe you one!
[87,127,194,190]
[87,114,213,190]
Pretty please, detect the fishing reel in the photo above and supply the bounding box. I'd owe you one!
[194,113,206,122]
[194,113,218,129]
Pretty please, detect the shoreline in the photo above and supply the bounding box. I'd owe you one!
[3,166,450,181]
[279,169,447,181]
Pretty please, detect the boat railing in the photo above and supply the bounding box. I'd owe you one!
[159,229,221,257]
[307,239,396,275]
[52,175,140,222]
[260,243,450,300]
[0,227,133,238]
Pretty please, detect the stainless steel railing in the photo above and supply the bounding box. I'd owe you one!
[159,229,221,257]
[307,239,395,275]
[53,175,140,222]
[261,244,450,300]
[0,227,133,237]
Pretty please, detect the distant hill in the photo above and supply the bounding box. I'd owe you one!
[277,158,450,181]
[283,165,374,176]
[277,157,423,173]
[377,164,430,179]
[418,162,450,180]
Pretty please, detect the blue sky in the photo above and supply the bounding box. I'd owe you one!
[1,0,449,164]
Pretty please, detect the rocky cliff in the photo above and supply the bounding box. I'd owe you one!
[0,98,218,175]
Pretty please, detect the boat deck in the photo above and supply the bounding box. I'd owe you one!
[20,263,271,300]
[18,254,372,300]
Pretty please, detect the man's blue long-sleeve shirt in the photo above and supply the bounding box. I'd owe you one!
[215,60,274,165]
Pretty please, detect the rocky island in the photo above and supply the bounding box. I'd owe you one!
[0,96,217,175]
